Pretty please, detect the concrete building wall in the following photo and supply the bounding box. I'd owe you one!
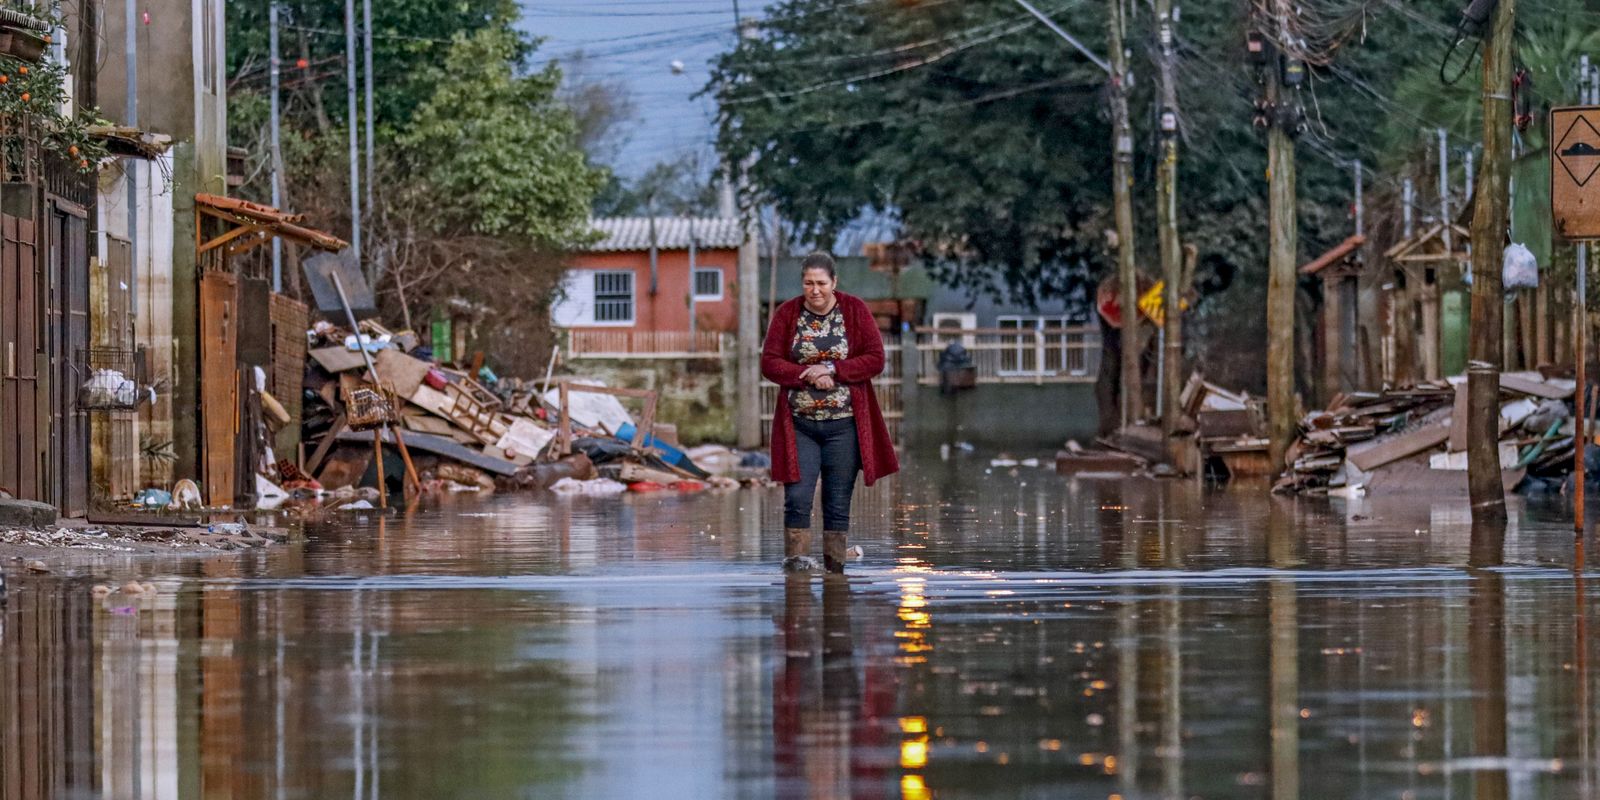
[97,0,227,481]
[97,155,176,486]
[903,383,1099,453]
[558,248,739,334]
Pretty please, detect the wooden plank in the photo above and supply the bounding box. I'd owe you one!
[1347,423,1452,472]
[305,413,346,474]
[1498,372,1573,399]
[373,348,432,398]
[199,273,238,507]
[308,346,368,374]
[400,412,457,437]
[334,429,519,476]
[1448,382,1469,452]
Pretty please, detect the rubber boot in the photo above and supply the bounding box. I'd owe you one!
[782,528,817,573]
[823,531,848,574]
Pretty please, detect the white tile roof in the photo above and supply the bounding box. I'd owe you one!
[582,216,745,252]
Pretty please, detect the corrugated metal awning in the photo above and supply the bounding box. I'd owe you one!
[582,216,744,252]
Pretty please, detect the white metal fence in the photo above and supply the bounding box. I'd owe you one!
[760,343,903,444]
[913,326,1099,385]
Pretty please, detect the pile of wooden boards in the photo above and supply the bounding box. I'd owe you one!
[1275,372,1578,496]
[300,319,720,495]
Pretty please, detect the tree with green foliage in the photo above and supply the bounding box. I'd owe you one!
[707,0,1548,391]
[226,2,604,374]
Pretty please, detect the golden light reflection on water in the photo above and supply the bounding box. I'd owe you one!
[901,774,930,800]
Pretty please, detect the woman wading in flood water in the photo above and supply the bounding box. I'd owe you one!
[761,252,899,573]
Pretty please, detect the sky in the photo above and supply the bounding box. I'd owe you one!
[516,1,760,179]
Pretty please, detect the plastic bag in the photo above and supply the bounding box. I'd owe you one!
[1502,242,1538,290]
[80,368,136,409]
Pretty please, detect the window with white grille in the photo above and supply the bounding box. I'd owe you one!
[996,315,1078,376]
[593,271,634,323]
[693,267,723,300]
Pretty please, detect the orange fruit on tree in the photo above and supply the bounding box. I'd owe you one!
[78,159,88,169]
[67,145,77,156]
[20,92,30,102]
[1,75,10,84]
[18,66,27,75]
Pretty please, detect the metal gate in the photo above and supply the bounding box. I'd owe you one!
[92,236,139,501]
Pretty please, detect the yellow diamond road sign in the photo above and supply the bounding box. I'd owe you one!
[1552,106,1600,240]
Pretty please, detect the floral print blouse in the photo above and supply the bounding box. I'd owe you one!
[788,304,853,420]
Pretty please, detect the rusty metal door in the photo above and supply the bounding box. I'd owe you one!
[200,272,238,506]
[49,205,88,515]
[0,211,41,500]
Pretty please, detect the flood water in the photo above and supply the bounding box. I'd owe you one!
[3,452,1599,799]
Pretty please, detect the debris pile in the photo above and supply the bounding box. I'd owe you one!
[1275,372,1578,496]
[299,318,762,500]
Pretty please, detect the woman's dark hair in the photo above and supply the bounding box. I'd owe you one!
[800,251,836,279]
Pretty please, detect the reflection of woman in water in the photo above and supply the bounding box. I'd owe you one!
[773,577,894,799]
[762,252,900,573]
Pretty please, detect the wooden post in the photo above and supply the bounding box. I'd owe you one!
[1265,28,1298,473]
[372,427,386,509]
[1108,0,1140,428]
[1156,0,1183,437]
[1576,245,1587,535]
[1321,275,1342,403]
[1467,0,1515,524]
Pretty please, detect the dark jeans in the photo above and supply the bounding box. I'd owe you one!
[784,416,861,531]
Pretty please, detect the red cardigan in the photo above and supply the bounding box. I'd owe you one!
[761,292,900,486]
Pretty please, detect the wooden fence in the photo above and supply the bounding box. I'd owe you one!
[567,330,726,359]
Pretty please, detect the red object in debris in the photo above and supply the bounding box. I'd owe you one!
[424,369,449,390]
[669,481,705,493]
[1096,280,1123,328]
[534,407,547,421]
[628,481,665,493]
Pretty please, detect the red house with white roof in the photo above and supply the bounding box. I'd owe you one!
[553,217,744,353]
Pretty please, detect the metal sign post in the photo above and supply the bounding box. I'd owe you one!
[1552,105,1600,536]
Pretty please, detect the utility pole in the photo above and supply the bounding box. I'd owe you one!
[1353,159,1364,238]
[1156,0,1182,436]
[735,19,763,449]
[363,0,375,276]
[1109,0,1141,428]
[270,2,284,292]
[1466,0,1515,523]
[1403,177,1415,238]
[345,0,362,270]
[1263,3,1299,473]
[1438,128,1452,256]
[125,0,137,309]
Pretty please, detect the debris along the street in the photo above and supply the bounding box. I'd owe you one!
[298,318,757,502]
[1274,371,1579,496]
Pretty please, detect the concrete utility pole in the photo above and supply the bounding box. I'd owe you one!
[270,2,284,292]
[1466,0,1515,523]
[1156,0,1183,436]
[363,0,374,226]
[735,19,762,449]
[1438,128,1452,256]
[1403,177,1415,238]
[125,0,137,309]
[1264,3,1298,473]
[1109,0,1141,427]
[345,0,362,269]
